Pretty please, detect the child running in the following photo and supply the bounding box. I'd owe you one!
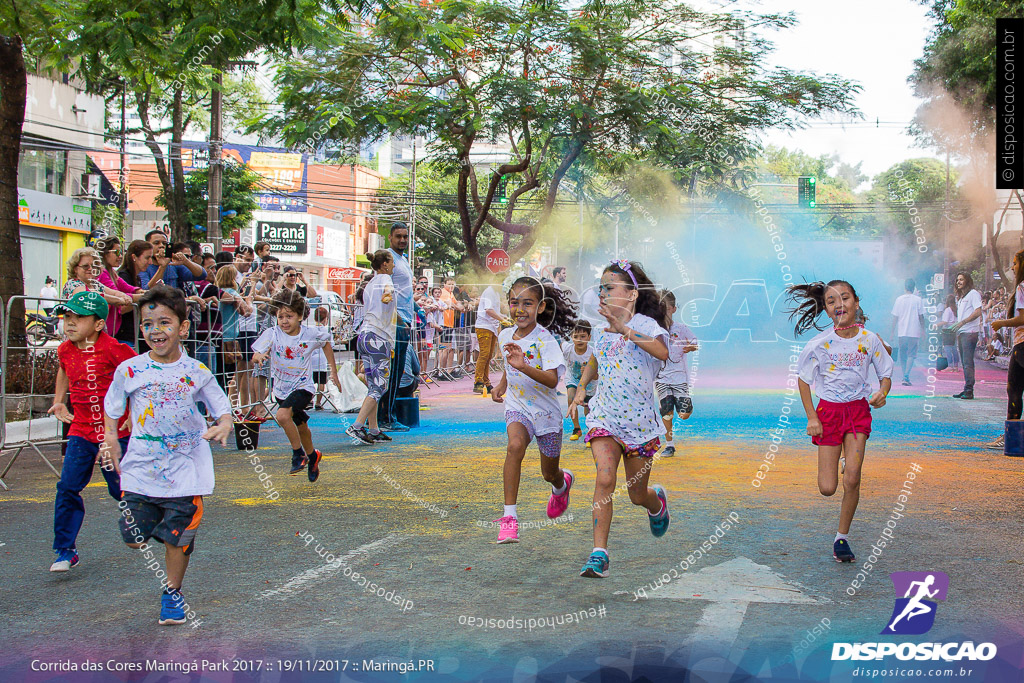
[312,306,331,410]
[103,285,233,625]
[347,250,397,445]
[571,260,670,578]
[562,320,597,446]
[656,290,699,457]
[491,276,578,544]
[788,280,893,563]
[47,292,136,572]
[252,289,340,481]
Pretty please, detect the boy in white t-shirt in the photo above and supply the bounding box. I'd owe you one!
[655,291,698,457]
[103,286,233,626]
[252,289,340,482]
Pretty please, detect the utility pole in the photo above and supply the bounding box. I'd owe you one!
[943,150,950,288]
[409,135,416,274]
[208,69,223,252]
[119,82,127,228]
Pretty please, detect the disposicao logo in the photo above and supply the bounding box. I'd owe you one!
[832,571,997,662]
[882,571,949,635]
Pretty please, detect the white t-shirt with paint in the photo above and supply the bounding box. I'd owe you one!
[797,327,894,404]
[562,341,597,394]
[586,313,669,446]
[498,324,565,436]
[891,293,925,338]
[657,321,696,387]
[956,289,983,334]
[475,286,502,335]
[360,273,397,344]
[104,353,232,498]
[252,325,331,399]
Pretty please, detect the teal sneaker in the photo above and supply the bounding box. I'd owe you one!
[648,485,669,538]
[580,550,610,578]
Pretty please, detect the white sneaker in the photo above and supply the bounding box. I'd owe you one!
[50,549,79,572]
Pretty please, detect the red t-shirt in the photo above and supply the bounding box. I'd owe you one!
[57,332,136,442]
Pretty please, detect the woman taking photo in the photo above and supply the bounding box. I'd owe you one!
[94,237,145,338]
[280,265,317,298]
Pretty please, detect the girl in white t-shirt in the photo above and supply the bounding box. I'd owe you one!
[491,277,578,545]
[788,280,893,565]
[990,250,1024,446]
[570,260,670,579]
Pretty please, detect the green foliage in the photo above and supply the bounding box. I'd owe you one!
[253,0,860,268]
[377,163,504,276]
[155,161,262,239]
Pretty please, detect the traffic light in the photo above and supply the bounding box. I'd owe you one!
[497,174,508,204]
[798,176,816,208]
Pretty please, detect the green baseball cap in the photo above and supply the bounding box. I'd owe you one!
[54,291,109,319]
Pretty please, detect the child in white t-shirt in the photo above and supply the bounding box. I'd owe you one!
[252,289,339,482]
[655,290,699,457]
[570,260,671,579]
[103,286,233,626]
[789,279,893,565]
[561,320,597,443]
[310,306,331,410]
[491,277,577,544]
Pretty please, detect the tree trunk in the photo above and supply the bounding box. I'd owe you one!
[139,85,189,241]
[0,33,28,363]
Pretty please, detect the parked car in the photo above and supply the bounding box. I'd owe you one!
[305,291,352,352]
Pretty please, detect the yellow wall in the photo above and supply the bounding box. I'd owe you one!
[59,231,87,290]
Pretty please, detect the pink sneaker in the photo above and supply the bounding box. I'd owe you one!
[546,469,574,519]
[495,515,519,544]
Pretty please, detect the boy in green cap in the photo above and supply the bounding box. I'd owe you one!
[48,291,136,572]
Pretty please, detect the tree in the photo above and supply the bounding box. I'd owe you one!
[909,0,1018,279]
[64,0,347,242]
[156,161,261,241]
[0,0,68,349]
[376,163,504,276]
[257,0,859,272]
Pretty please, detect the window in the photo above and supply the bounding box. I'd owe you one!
[18,148,67,194]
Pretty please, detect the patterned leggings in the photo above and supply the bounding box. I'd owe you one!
[358,331,393,401]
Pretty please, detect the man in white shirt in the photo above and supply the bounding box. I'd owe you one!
[473,282,504,392]
[891,278,926,386]
[950,272,983,399]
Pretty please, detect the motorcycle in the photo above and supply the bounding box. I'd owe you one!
[26,312,62,347]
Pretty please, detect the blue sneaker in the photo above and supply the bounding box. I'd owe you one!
[833,538,855,563]
[648,485,670,537]
[49,548,79,572]
[580,551,610,578]
[159,590,188,625]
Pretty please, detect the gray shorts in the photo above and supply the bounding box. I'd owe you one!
[656,382,692,416]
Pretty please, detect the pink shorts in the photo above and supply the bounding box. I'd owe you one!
[812,398,872,447]
[585,428,661,458]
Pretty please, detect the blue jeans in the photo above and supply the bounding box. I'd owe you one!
[53,435,127,550]
[958,332,979,392]
[378,321,410,425]
[193,341,217,377]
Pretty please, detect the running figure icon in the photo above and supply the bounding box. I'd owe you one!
[881,571,949,635]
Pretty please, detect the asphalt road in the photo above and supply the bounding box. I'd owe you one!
[1,361,1021,682]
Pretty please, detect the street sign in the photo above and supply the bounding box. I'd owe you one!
[486,249,510,274]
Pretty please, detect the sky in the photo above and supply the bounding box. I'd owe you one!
[738,0,943,186]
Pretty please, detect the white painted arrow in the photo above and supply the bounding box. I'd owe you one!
[626,557,826,648]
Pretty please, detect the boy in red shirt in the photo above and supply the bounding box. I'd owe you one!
[47,291,136,572]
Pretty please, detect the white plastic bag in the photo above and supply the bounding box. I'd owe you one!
[328,360,367,413]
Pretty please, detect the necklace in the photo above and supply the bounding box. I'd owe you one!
[833,322,864,332]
